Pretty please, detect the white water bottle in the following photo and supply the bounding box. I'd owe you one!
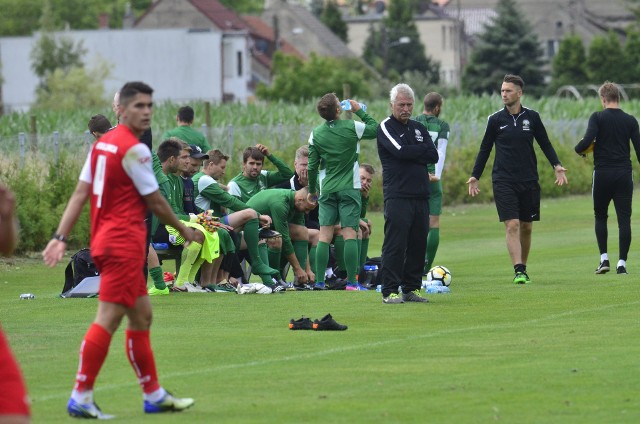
[340,100,367,113]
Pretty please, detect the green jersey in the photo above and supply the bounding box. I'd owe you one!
[246,189,304,257]
[162,125,211,152]
[413,114,450,177]
[152,171,189,236]
[193,171,248,217]
[308,109,378,195]
[227,154,294,203]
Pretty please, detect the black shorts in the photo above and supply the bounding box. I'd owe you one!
[493,181,540,222]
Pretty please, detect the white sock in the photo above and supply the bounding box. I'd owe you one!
[144,387,167,402]
[600,253,609,262]
[618,259,626,268]
[71,389,93,404]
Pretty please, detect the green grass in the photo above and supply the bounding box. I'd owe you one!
[2,194,640,423]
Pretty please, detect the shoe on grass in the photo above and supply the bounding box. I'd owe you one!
[595,260,610,274]
[313,281,327,290]
[617,265,628,274]
[313,313,347,331]
[144,392,195,414]
[258,228,281,239]
[402,290,429,303]
[67,398,115,419]
[513,271,531,284]
[148,286,169,296]
[289,316,313,330]
[345,283,368,291]
[382,293,404,304]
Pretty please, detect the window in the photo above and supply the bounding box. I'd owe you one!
[237,51,243,77]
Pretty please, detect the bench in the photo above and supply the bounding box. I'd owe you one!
[152,243,182,274]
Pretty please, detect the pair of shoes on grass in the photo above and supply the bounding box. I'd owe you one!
[67,391,194,418]
[596,260,628,274]
[289,314,347,331]
[382,290,429,304]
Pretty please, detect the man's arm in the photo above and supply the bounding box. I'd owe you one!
[575,112,599,155]
[353,107,378,139]
[307,132,320,197]
[42,181,91,266]
[434,122,450,179]
[532,113,562,168]
[630,117,640,164]
[470,117,497,180]
[201,181,248,212]
[144,190,194,242]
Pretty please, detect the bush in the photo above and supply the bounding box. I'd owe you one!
[0,154,89,253]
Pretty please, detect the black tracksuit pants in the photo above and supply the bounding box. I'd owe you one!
[380,198,429,297]
[592,169,633,260]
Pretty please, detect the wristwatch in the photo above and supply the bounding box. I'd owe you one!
[52,233,67,243]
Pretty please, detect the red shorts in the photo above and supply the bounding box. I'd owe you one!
[93,255,147,308]
[0,328,30,416]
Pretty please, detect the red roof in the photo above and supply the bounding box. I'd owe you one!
[241,15,305,60]
[188,0,248,31]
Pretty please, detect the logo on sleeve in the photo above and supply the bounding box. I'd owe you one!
[414,129,424,142]
[522,119,530,131]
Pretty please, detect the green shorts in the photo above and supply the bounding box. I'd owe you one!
[429,180,443,216]
[217,228,236,254]
[318,189,361,230]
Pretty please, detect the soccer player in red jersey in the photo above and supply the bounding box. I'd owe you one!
[42,82,196,418]
[0,184,30,424]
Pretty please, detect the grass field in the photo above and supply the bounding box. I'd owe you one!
[1,194,639,423]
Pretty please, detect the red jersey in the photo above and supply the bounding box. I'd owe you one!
[79,125,158,259]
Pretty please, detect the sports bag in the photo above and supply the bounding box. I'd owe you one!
[61,248,100,296]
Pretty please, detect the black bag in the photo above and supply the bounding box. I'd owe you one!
[61,248,100,295]
[357,256,382,289]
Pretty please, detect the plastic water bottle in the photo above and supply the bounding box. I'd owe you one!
[425,285,450,294]
[19,293,35,300]
[340,100,367,113]
[376,285,382,292]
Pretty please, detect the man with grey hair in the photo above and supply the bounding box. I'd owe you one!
[377,83,439,304]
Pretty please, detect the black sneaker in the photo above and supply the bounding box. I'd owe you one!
[312,314,347,331]
[271,282,288,293]
[617,265,628,274]
[289,316,313,330]
[595,260,610,274]
[258,228,281,239]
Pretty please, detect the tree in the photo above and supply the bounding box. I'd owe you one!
[623,30,640,83]
[256,52,374,103]
[462,0,545,96]
[362,0,439,83]
[549,34,588,93]
[586,31,625,84]
[321,0,348,43]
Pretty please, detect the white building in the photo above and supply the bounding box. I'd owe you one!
[0,27,251,112]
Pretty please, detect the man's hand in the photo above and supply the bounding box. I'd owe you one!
[256,144,270,157]
[467,177,480,197]
[42,239,66,267]
[554,165,568,186]
[298,168,308,187]
[360,180,371,197]
[177,223,196,246]
[259,214,272,227]
[429,173,440,182]
[306,269,315,284]
[349,99,361,112]
[294,266,308,284]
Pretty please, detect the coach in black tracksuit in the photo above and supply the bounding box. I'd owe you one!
[467,74,567,285]
[377,84,439,303]
[575,82,640,275]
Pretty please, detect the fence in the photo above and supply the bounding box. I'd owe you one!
[0,119,588,169]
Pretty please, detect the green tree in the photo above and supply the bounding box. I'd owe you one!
[256,52,374,103]
[462,0,545,96]
[623,30,640,83]
[586,31,625,84]
[321,0,348,42]
[33,61,110,111]
[549,34,588,93]
[362,0,438,82]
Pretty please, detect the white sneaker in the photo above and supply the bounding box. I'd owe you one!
[184,282,207,293]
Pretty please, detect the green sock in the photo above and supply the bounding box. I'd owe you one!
[188,258,205,284]
[293,240,308,272]
[268,247,281,270]
[315,241,330,283]
[344,238,359,283]
[360,237,370,268]
[176,241,202,285]
[334,235,345,272]
[309,245,317,278]
[425,228,440,272]
[243,218,268,268]
[149,266,166,290]
[258,243,269,264]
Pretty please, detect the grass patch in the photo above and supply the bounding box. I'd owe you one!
[1,194,639,423]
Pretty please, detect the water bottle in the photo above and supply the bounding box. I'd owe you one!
[20,293,35,300]
[340,100,367,113]
[425,285,451,294]
[376,284,382,292]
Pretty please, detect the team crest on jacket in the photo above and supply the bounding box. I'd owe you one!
[522,119,530,131]
[415,129,423,142]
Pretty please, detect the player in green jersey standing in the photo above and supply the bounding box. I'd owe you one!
[307,93,378,291]
[414,92,450,274]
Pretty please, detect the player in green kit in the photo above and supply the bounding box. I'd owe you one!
[307,94,378,291]
[414,92,449,274]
